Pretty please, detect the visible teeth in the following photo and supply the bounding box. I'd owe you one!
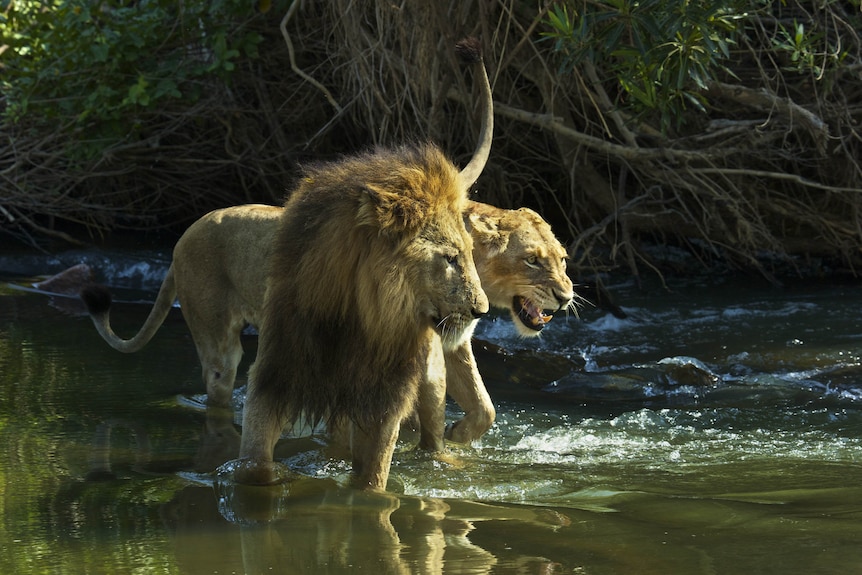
[515,296,553,330]
[530,313,552,326]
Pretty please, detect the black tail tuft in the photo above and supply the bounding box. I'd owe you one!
[79,284,113,316]
[455,37,482,64]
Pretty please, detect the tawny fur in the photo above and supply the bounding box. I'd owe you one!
[81,37,540,487]
[80,204,282,406]
[79,200,576,446]
[239,144,488,489]
[429,201,575,444]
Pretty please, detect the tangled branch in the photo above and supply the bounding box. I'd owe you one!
[2,0,861,279]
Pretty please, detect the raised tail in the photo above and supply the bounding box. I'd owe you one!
[455,37,494,193]
[80,265,178,353]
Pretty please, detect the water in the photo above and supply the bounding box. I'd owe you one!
[1,247,861,574]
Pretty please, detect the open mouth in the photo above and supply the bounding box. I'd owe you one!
[513,296,552,332]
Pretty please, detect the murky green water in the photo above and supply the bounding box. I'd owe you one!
[1,248,861,574]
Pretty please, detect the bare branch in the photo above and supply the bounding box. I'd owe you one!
[704,82,829,153]
[281,0,342,113]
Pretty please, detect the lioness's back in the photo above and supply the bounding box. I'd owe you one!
[174,204,281,329]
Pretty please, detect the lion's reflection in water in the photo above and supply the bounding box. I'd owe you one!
[208,481,494,574]
[87,409,564,574]
[163,478,569,574]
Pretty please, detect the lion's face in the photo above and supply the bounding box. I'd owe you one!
[468,203,575,337]
[408,213,489,350]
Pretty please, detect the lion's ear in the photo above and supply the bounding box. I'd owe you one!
[358,185,424,234]
[467,212,509,254]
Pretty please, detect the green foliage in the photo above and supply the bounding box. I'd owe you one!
[770,17,847,79]
[1,0,261,158]
[544,0,747,133]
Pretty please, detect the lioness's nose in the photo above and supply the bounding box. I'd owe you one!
[554,289,574,310]
[471,307,487,319]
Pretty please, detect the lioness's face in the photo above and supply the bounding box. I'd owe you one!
[410,214,489,349]
[472,209,576,337]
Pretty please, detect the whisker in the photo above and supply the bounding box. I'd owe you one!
[565,300,581,320]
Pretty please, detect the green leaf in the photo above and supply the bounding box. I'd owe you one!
[153,78,181,99]
[124,76,150,106]
[90,43,110,63]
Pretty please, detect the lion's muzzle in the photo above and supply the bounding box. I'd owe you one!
[513,295,554,332]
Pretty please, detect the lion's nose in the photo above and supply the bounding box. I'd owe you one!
[471,307,487,319]
[554,290,573,311]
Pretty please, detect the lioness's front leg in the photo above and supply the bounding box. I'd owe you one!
[417,337,447,452]
[442,342,495,444]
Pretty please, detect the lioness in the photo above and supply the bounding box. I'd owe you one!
[82,39,572,453]
[80,200,574,445]
[439,200,574,445]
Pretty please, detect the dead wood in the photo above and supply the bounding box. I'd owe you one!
[2,0,861,279]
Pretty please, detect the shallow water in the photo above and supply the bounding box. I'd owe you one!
[1,247,861,574]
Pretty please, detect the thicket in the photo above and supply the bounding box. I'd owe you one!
[2,0,861,281]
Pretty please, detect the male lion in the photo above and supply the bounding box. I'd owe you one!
[79,200,575,446]
[238,39,497,490]
[239,141,488,489]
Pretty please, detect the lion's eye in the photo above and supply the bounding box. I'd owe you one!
[444,253,458,265]
[525,255,539,268]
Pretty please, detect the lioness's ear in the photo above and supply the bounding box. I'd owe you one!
[467,212,508,254]
[358,185,424,234]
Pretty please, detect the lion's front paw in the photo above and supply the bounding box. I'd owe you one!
[226,458,292,486]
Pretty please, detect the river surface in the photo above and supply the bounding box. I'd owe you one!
[1,245,861,574]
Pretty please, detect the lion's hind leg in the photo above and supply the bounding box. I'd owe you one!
[179,290,246,407]
[195,326,244,407]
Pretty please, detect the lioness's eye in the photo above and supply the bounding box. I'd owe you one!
[445,253,458,265]
[525,255,539,268]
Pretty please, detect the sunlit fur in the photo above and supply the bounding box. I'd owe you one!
[78,204,282,407]
[421,200,578,446]
[80,199,576,450]
[239,144,488,490]
[467,201,576,337]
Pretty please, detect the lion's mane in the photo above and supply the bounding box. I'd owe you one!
[250,144,469,432]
